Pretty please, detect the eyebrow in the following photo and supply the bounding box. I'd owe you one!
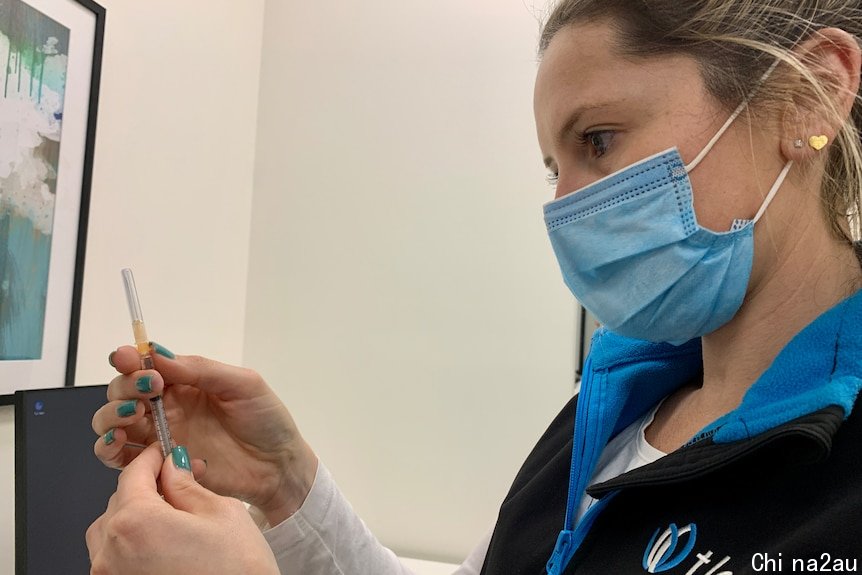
[542,101,621,169]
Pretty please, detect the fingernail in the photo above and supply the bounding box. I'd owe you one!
[172,445,192,472]
[104,429,115,445]
[150,342,175,360]
[116,400,137,417]
[135,375,153,393]
[108,351,116,367]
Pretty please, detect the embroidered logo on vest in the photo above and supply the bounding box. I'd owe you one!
[642,523,733,574]
[643,523,698,572]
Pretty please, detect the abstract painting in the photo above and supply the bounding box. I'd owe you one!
[0,0,70,360]
[0,0,104,401]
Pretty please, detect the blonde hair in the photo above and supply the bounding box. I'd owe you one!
[540,0,862,244]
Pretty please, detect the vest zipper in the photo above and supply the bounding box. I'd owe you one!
[547,355,613,575]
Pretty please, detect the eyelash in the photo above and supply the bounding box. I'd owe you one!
[545,130,615,187]
[578,130,614,158]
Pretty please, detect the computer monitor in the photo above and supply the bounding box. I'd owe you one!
[15,385,118,575]
[576,304,601,384]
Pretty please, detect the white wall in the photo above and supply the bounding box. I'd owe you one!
[0,0,266,571]
[1,0,577,569]
[245,0,576,564]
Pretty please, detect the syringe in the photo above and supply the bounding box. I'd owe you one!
[121,268,175,459]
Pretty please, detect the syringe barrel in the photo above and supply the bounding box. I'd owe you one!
[149,395,175,458]
[121,268,173,460]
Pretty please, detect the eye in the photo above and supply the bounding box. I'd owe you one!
[579,130,615,158]
[546,172,559,187]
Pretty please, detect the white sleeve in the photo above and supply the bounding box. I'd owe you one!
[257,462,490,575]
[451,528,492,575]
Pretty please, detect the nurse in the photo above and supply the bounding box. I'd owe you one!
[88,1,862,573]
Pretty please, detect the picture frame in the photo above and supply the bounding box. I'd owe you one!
[0,0,105,404]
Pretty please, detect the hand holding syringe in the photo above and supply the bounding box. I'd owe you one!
[92,270,319,534]
[121,268,175,458]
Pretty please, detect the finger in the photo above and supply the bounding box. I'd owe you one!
[94,427,147,470]
[106,370,165,402]
[108,345,148,375]
[148,344,268,401]
[115,443,164,505]
[160,445,218,513]
[91,399,147,436]
[94,427,127,469]
[85,514,104,560]
[191,458,207,482]
[101,416,155,452]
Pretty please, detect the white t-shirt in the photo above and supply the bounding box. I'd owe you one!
[257,400,666,575]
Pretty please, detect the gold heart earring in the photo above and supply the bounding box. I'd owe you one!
[808,135,829,151]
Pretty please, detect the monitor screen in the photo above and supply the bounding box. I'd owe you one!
[15,385,118,575]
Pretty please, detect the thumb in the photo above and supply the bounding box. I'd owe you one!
[149,344,264,401]
[161,445,218,513]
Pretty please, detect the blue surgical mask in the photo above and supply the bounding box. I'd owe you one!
[543,98,793,345]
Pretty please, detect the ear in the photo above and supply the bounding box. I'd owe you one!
[780,27,861,162]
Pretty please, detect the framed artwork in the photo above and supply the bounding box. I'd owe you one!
[0,0,105,404]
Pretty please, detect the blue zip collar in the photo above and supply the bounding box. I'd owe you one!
[546,288,862,574]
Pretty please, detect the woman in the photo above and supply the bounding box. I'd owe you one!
[87,1,862,573]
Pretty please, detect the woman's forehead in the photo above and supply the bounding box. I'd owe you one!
[535,22,620,102]
[535,24,645,135]
[534,22,703,133]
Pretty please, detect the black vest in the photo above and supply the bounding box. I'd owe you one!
[480,395,862,574]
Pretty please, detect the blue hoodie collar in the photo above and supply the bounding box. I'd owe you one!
[703,288,862,442]
[546,325,703,574]
[590,286,862,446]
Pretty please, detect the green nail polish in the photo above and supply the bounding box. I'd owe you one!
[135,375,153,393]
[104,429,115,445]
[151,342,176,359]
[172,445,191,472]
[108,351,116,367]
[117,400,137,417]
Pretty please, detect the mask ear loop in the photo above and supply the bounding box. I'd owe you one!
[684,99,750,172]
[684,60,782,174]
[680,59,790,228]
[751,160,793,224]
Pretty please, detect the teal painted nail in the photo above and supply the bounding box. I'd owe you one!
[108,351,116,367]
[172,445,192,472]
[104,429,115,445]
[151,342,176,359]
[117,400,137,417]
[135,375,153,393]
